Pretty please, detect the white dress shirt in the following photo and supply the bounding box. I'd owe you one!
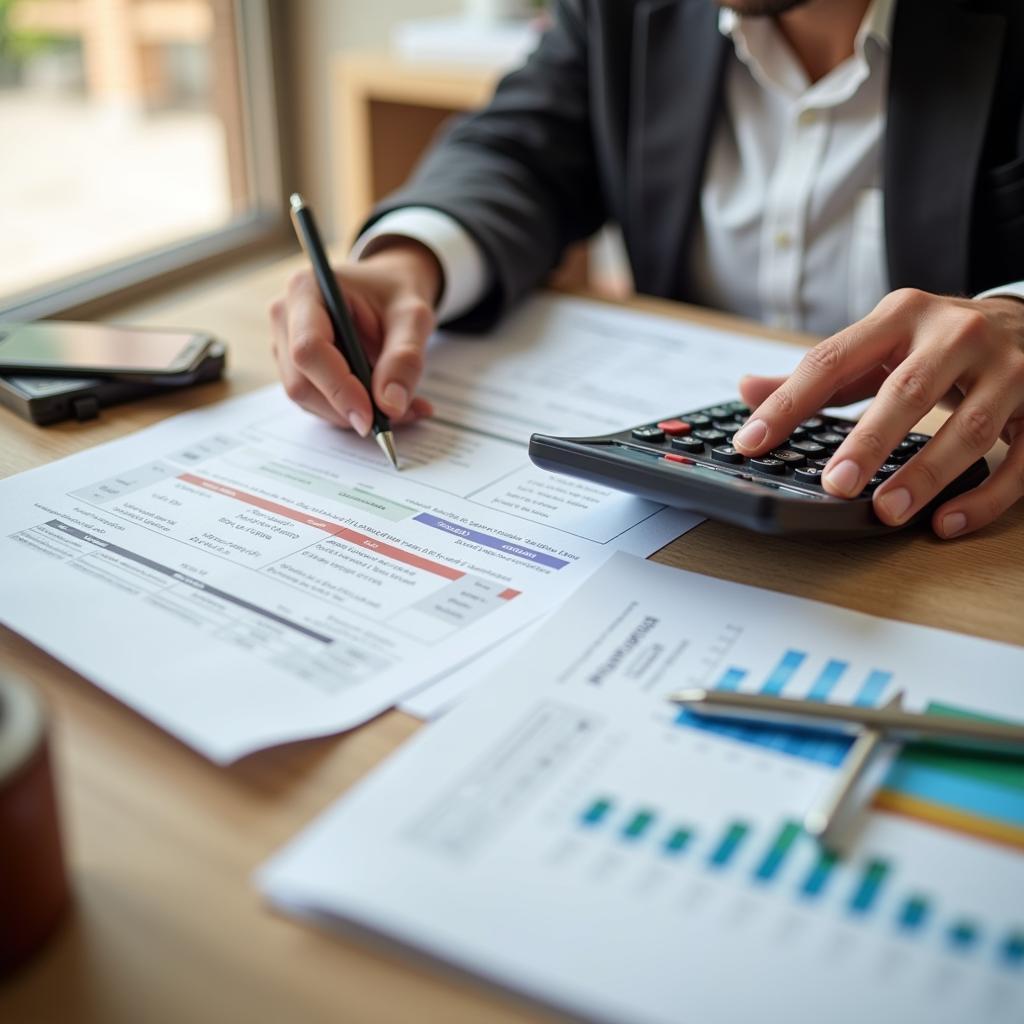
[353,0,1024,332]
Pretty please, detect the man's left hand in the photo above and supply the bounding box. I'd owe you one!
[733,288,1024,538]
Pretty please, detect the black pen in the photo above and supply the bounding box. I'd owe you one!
[288,192,398,469]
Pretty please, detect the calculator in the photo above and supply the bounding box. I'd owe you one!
[528,401,990,538]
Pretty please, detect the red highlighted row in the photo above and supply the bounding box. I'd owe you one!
[178,473,465,581]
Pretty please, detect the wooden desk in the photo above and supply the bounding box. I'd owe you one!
[1,256,1022,1023]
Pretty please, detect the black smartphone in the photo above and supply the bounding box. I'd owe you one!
[0,341,227,426]
[0,321,215,382]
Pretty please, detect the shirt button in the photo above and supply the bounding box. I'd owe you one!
[774,230,793,250]
[799,108,819,127]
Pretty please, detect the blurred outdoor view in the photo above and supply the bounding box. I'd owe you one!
[0,0,247,303]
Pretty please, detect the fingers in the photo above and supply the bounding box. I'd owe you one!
[869,384,1011,527]
[930,433,1024,538]
[284,272,374,435]
[371,295,435,418]
[739,366,889,413]
[734,311,902,456]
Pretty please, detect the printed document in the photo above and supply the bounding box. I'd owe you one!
[0,382,692,761]
[262,552,1024,1024]
[400,293,816,719]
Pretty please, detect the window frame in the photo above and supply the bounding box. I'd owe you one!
[1,0,292,322]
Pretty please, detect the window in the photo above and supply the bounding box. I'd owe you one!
[0,0,285,318]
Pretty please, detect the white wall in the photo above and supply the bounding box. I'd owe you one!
[286,0,462,239]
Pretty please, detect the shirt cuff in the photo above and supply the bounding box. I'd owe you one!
[351,207,492,324]
[974,281,1024,304]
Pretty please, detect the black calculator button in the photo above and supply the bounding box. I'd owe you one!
[876,462,900,477]
[800,416,824,430]
[632,426,666,442]
[728,401,750,415]
[657,419,691,435]
[706,406,732,419]
[895,439,918,454]
[671,435,704,453]
[695,429,727,443]
[794,467,823,484]
[830,422,855,435]
[771,449,805,466]
[790,439,827,456]
[713,419,744,432]
[683,413,711,427]
[750,457,786,475]
[789,425,808,438]
[711,445,744,464]
[810,458,830,468]
[810,431,845,448]
[861,475,884,493]
[906,433,929,444]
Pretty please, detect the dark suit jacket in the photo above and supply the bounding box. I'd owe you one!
[365,0,1024,331]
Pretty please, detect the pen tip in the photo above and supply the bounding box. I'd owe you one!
[289,192,305,212]
[376,430,399,470]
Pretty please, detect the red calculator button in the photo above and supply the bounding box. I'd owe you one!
[657,419,691,435]
[663,453,694,465]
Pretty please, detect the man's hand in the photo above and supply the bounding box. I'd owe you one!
[269,239,442,434]
[732,289,1024,538]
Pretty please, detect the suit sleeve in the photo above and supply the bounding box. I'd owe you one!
[359,0,605,331]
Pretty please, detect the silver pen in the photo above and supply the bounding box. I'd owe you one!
[804,691,904,851]
[668,687,1024,757]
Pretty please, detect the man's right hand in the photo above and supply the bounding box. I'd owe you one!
[269,239,442,433]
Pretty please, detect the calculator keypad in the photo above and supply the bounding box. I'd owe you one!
[621,404,933,500]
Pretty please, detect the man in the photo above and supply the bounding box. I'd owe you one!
[271,0,1024,539]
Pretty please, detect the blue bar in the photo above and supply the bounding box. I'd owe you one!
[715,667,747,692]
[801,850,838,898]
[1001,931,1024,968]
[948,920,980,952]
[881,763,1024,827]
[898,895,930,932]
[580,797,613,827]
[849,859,889,914]
[760,650,807,696]
[853,670,892,707]
[709,821,749,868]
[753,821,801,882]
[808,659,847,701]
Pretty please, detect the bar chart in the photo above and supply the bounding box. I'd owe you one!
[575,795,1024,971]
[674,648,1024,852]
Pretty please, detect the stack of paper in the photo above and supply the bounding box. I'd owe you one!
[261,553,1024,1024]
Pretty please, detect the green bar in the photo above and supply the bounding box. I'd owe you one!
[580,797,613,827]
[896,702,1024,793]
[753,820,802,882]
[664,827,693,856]
[623,809,656,840]
[849,858,890,914]
[949,919,980,950]
[898,894,930,931]
[709,821,750,868]
[801,850,839,898]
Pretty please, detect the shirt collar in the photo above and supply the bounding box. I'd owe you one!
[718,0,894,52]
[718,0,895,102]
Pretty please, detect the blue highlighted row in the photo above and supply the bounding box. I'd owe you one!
[413,513,569,569]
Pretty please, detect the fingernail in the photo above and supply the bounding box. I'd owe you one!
[877,487,912,523]
[941,511,967,538]
[733,418,767,450]
[383,382,409,415]
[349,411,370,437]
[823,459,861,497]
